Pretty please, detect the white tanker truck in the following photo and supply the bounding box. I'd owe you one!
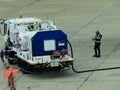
[0,16,74,73]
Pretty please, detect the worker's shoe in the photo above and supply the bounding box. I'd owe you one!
[93,55,97,57]
[96,56,101,58]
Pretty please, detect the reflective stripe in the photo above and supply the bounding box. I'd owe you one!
[95,40,101,43]
[95,33,102,43]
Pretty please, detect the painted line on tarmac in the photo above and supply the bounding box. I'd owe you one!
[69,0,118,39]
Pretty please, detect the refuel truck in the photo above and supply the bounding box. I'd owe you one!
[0,17,74,72]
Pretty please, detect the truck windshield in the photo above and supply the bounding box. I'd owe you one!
[19,22,39,31]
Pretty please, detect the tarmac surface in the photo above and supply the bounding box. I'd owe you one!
[0,0,120,90]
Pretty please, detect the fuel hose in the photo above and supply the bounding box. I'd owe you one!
[67,40,120,73]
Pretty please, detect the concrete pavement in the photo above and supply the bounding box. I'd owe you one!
[0,0,120,90]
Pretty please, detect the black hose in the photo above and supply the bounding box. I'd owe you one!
[67,40,73,58]
[67,40,120,73]
[71,63,120,73]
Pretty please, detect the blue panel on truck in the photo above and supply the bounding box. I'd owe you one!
[32,30,68,56]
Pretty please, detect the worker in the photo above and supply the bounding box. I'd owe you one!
[92,30,102,58]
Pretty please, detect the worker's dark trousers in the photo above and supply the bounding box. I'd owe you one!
[94,43,101,57]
